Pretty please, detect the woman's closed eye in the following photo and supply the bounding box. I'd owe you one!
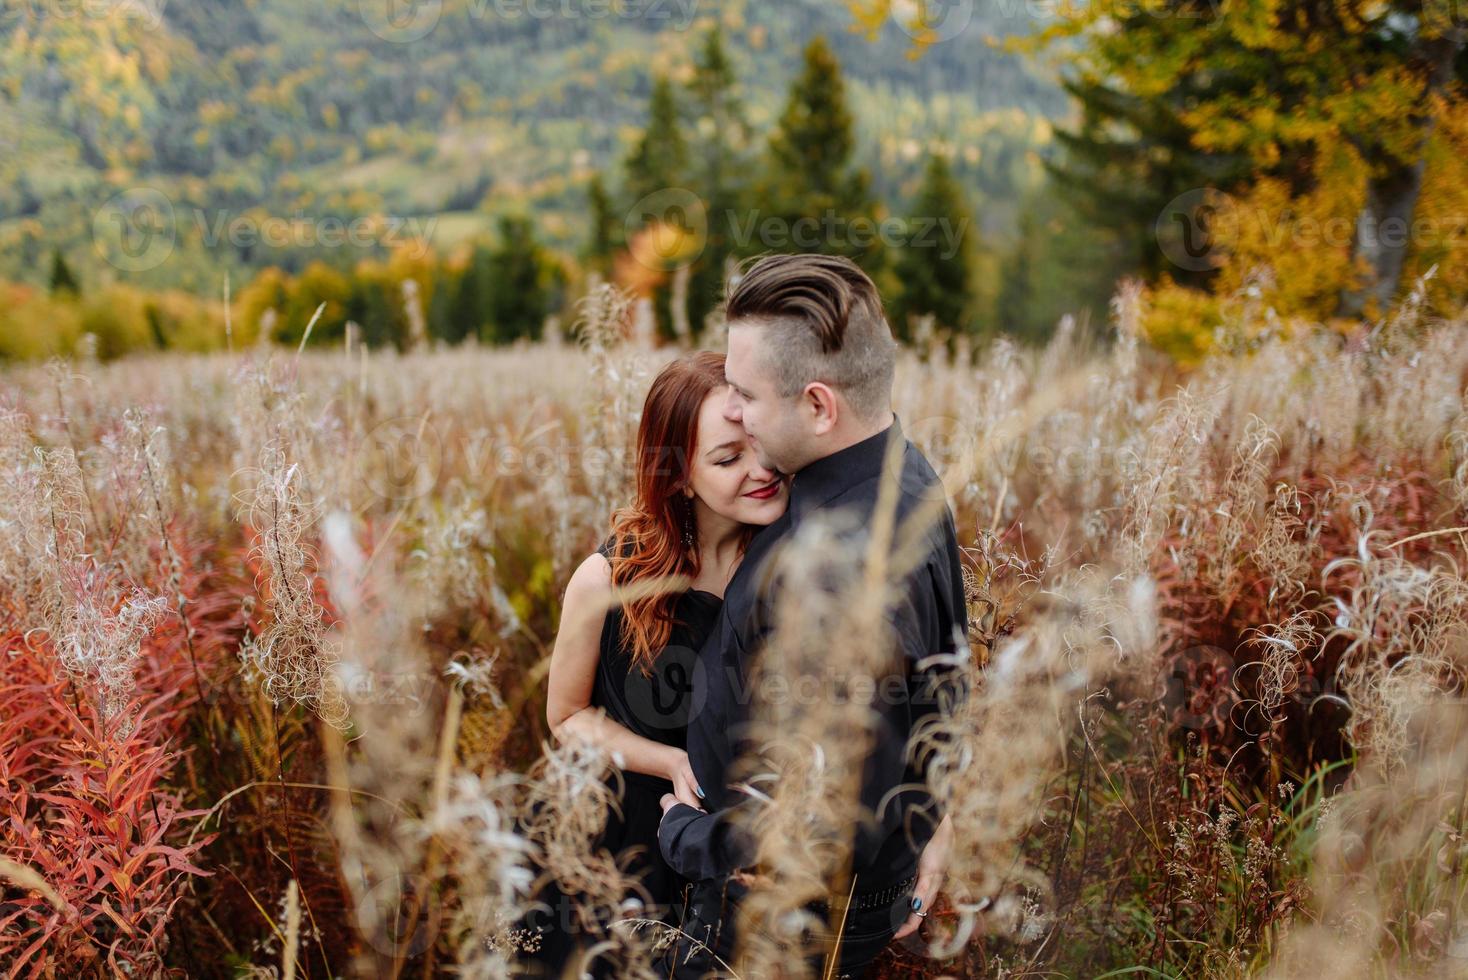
[715,454,741,467]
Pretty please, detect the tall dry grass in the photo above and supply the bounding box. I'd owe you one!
[0,280,1465,977]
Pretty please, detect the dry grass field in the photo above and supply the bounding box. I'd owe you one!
[3,284,1467,978]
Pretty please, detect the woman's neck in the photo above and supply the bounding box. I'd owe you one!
[692,509,744,593]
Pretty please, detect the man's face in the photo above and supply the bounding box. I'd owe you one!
[722,323,808,475]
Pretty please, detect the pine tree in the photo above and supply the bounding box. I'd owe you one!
[992,184,1124,345]
[624,75,691,343]
[1033,0,1467,316]
[1047,69,1241,287]
[890,153,974,340]
[432,255,480,344]
[686,25,752,340]
[48,248,80,297]
[760,37,882,272]
[486,215,550,344]
[344,274,400,349]
[995,205,1039,342]
[624,76,689,205]
[583,173,619,280]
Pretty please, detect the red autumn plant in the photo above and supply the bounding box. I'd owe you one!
[1153,452,1458,778]
[0,628,215,977]
[0,530,226,979]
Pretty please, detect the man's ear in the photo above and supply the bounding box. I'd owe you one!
[802,382,839,436]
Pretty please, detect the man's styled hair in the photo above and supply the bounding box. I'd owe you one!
[724,253,898,422]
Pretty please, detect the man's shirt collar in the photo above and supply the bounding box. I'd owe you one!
[788,413,903,523]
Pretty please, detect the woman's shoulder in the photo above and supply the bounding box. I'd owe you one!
[563,549,613,618]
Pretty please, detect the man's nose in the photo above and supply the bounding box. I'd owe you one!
[747,461,776,484]
[722,389,741,424]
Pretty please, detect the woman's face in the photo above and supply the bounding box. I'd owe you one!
[685,386,787,527]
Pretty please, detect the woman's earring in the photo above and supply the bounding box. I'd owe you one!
[682,499,696,551]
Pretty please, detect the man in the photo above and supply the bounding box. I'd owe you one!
[656,253,969,978]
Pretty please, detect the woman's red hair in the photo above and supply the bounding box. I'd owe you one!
[606,350,756,676]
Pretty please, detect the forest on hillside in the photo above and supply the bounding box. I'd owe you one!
[2,1,1466,361]
[0,1,1057,286]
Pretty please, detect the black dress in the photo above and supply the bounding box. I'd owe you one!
[516,538,723,976]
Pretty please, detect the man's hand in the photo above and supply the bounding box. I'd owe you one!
[659,792,702,817]
[658,791,766,885]
[731,868,774,889]
[893,814,952,941]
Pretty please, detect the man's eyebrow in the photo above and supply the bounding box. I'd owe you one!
[704,440,740,458]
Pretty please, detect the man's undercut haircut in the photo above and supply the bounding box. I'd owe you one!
[724,253,897,422]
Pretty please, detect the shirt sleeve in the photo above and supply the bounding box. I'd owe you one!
[853,558,954,862]
[658,798,759,881]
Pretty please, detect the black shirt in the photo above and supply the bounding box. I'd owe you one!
[659,414,970,891]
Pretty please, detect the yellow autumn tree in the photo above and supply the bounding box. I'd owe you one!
[849,0,1467,358]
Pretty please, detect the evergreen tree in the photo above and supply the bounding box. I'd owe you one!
[1046,39,1249,287]
[686,25,753,340]
[434,259,481,345]
[890,153,974,340]
[1037,0,1466,315]
[995,205,1038,341]
[993,184,1127,345]
[143,304,168,349]
[344,276,400,349]
[583,173,619,280]
[48,248,80,297]
[485,215,551,344]
[624,76,689,205]
[624,75,692,343]
[760,37,883,272]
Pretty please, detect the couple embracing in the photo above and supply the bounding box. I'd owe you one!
[534,253,968,978]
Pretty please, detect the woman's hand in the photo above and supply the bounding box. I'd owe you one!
[664,749,706,811]
[893,813,952,941]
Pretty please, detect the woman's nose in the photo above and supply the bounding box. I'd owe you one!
[747,461,776,484]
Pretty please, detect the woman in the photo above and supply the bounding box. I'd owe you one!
[523,350,788,975]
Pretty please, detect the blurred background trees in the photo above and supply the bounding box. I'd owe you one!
[1,0,1463,362]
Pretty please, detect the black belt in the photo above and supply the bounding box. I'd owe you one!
[805,874,916,915]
